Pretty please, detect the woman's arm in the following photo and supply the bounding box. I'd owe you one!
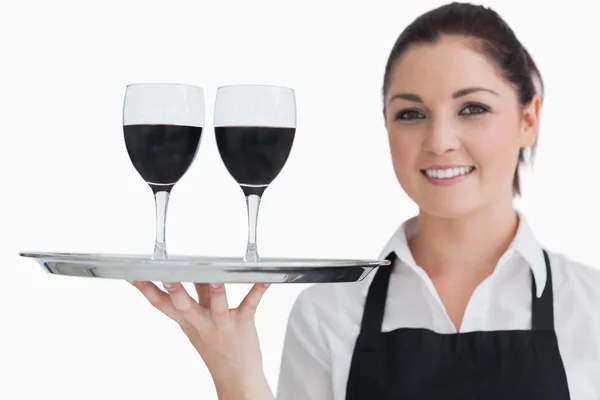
[276,290,334,400]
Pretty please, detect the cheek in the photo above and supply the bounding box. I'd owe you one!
[467,123,521,176]
[388,129,420,171]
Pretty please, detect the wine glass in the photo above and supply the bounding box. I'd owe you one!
[123,83,205,260]
[214,84,296,263]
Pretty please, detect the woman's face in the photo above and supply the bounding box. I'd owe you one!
[384,35,541,218]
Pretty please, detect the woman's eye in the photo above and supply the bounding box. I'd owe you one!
[460,104,488,116]
[394,105,489,121]
[395,110,425,120]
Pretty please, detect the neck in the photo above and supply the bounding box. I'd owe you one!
[408,201,519,279]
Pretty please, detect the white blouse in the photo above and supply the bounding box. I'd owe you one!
[275,214,600,400]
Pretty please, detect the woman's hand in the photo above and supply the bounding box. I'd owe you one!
[130,280,273,400]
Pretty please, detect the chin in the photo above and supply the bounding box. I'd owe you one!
[402,182,483,220]
[408,186,513,221]
[417,198,482,220]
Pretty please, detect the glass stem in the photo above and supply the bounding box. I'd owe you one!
[152,190,170,260]
[244,193,262,262]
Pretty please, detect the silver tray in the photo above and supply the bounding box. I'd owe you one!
[19,252,391,283]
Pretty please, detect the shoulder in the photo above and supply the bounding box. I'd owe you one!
[547,249,600,333]
[548,250,600,306]
[290,279,366,322]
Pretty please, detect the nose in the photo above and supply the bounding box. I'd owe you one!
[422,118,461,155]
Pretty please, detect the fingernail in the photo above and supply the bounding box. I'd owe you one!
[210,283,222,289]
[163,282,174,290]
[262,283,271,288]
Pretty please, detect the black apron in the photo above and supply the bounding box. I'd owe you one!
[345,250,571,399]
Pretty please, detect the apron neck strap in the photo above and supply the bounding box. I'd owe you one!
[359,252,396,335]
[531,249,555,331]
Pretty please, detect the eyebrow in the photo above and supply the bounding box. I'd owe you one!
[388,87,499,103]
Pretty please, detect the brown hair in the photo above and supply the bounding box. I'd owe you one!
[382,2,544,196]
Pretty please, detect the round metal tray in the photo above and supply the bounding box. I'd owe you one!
[19,251,391,284]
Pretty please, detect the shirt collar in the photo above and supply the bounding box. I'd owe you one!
[510,213,547,298]
[365,212,547,298]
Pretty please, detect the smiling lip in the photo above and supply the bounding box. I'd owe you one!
[420,165,476,186]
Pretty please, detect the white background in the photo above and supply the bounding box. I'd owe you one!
[1,0,599,398]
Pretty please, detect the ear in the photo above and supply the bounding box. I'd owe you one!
[519,94,542,148]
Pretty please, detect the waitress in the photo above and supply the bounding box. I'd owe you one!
[130,2,600,399]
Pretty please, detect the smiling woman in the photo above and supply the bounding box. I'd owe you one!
[275,3,600,400]
[130,2,600,400]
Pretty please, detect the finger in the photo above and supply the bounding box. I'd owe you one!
[208,283,230,327]
[162,282,211,331]
[194,283,211,309]
[130,281,182,322]
[237,283,270,320]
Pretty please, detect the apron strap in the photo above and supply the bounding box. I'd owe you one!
[359,252,396,335]
[531,249,554,331]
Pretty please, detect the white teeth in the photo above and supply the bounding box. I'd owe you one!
[424,166,474,179]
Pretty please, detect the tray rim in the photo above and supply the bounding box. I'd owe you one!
[19,251,392,269]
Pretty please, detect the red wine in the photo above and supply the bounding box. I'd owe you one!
[215,126,295,195]
[124,124,202,193]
